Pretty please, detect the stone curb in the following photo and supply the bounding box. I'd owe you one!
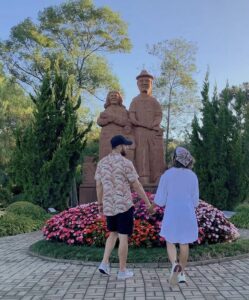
[28,247,249,268]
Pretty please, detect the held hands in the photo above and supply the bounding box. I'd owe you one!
[98,203,103,216]
[147,203,155,215]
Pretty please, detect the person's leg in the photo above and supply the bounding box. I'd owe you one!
[118,233,129,271]
[167,241,182,286]
[99,215,118,275]
[166,241,178,264]
[102,232,118,264]
[179,243,189,272]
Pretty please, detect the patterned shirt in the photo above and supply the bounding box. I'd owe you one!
[95,152,139,216]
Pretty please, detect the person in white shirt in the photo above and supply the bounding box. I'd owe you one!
[154,147,199,286]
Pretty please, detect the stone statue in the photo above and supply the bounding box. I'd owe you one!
[123,124,136,162]
[97,91,130,159]
[129,70,165,184]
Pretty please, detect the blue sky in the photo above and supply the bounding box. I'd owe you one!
[1,0,249,109]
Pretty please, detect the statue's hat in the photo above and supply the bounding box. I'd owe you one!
[136,70,154,80]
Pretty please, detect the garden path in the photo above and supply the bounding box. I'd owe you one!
[0,231,249,300]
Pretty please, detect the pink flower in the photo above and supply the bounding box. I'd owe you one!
[43,194,239,247]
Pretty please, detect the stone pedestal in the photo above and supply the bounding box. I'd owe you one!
[79,183,158,204]
[79,156,97,204]
[79,184,96,204]
[142,184,158,194]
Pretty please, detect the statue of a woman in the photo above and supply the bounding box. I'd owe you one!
[97,91,130,159]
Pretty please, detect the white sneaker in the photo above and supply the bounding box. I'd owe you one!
[169,262,182,286]
[178,272,186,283]
[98,262,110,275]
[117,269,134,280]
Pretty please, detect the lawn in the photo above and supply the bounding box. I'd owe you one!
[30,238,249,263]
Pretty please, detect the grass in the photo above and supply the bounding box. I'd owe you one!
[30,238,249,263]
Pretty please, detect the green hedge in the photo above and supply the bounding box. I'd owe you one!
[6,201,49,221]
[0,201,51,237]
[230,204,249,229]
[0,213,43,237]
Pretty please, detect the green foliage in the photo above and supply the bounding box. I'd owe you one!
[0,66,33,207]
[147,38,199,161]
[0,184,13,208]
[0,66,33,169]
[10,67,92,210]
[0,213,43,237]
[6,201,49,221]
[0,0,131,94]
[230,213,249,229]
[190,76,249,210]
[235,203,249,213]
[81,124,100,162]
[82,139,99,161]
[230,203,249,229]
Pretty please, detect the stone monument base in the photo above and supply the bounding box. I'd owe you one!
[79,184,96,204]
[79,183,158,204]
[143,184,158,194]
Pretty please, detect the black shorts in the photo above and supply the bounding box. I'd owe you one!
[106,206,134,235]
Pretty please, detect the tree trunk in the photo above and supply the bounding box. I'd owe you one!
[165,91,172,163]
[69,177,78,207]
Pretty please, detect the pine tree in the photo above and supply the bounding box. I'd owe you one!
[191,77,249,210]
[10,68,92,210]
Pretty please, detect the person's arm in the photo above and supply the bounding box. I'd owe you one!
[154,174,167,207]
[96,180,104,214]
[131,179,154,212]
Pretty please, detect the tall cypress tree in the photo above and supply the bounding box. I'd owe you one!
[191,77,248,210]
[243,104,249,199]
[232,86,249,202]
[11,68,92,210]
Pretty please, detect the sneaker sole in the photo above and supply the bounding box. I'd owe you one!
[117,273,134,280]
[178,280,186,283]
[117,275,134,280]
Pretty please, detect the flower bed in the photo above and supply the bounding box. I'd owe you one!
[43,193,239,247]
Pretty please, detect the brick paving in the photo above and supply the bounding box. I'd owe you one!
[0,231,249,299]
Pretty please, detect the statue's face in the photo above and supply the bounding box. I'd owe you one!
[137,77,152,94]
[109,92,120,105]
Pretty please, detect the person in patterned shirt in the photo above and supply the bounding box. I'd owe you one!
[95,135,154,280]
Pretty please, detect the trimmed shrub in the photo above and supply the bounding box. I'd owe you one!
[230,203,249,229]
[43,193,239,247]
[0,213,42,237]
[6,201,49,221]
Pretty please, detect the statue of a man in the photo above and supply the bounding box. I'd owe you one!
[97,91,130,159]
[129,70,165,184]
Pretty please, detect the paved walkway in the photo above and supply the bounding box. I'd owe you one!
[0,232,249,300]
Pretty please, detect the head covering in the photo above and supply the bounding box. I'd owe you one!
[174,147,193,167]
[136,70,154,80]
[111,135,133,149]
